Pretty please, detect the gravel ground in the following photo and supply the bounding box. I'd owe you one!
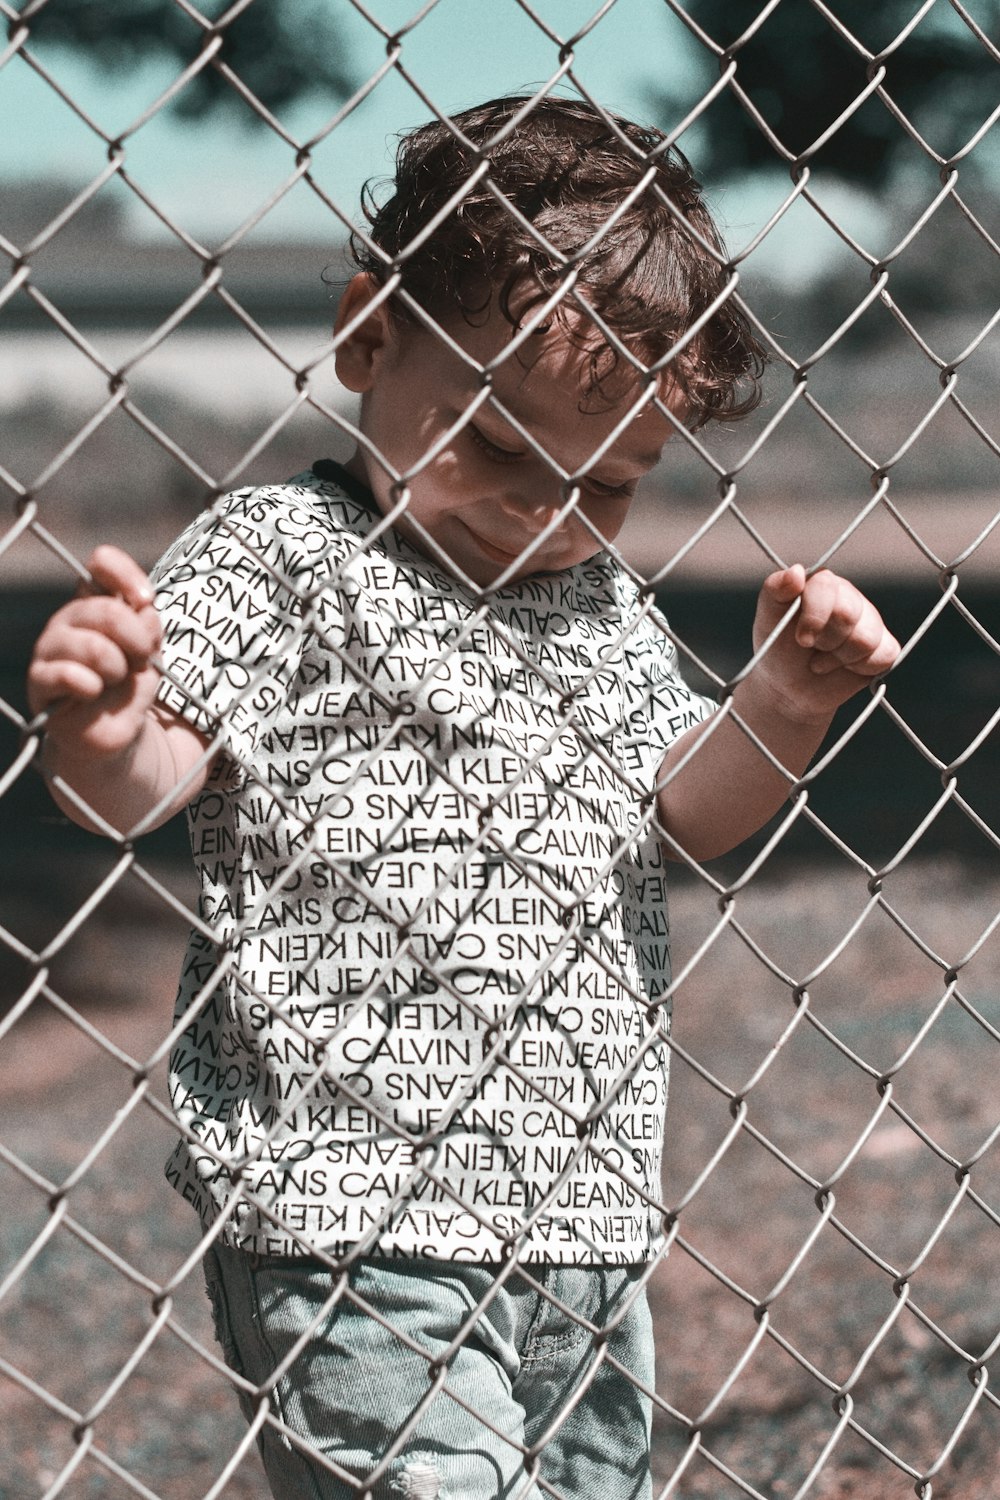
[2,853,999,1500]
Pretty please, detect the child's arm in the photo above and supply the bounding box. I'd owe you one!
[656,565,900,862]
[26,545,215,835]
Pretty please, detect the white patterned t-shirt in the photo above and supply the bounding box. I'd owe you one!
[151,461,715,1263]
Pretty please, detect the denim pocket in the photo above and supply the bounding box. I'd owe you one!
[202,1245,245,1378]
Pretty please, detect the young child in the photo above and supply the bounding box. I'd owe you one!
[27,96,898,1500]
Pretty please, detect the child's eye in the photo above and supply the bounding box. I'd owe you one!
[581,476,635,501]
[467,422,633,500]
[467,423,524,464]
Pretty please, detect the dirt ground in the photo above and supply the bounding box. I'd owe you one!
[1,853,999,1500]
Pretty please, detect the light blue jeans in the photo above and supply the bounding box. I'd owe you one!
[203,1245,653,1500]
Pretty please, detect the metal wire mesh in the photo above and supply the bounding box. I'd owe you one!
[2,2,1000,1497]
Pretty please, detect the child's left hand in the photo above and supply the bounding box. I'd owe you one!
[658,563,901,860]
[751,564,901,726]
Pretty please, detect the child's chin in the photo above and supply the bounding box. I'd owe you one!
[445,544,531,589]
[454,558,522,589]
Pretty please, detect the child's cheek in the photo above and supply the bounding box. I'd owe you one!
[582,496,631,546]
[426,456,490,522]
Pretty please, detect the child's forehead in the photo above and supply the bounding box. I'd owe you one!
[413,308,680,467]
[442,304,674,417]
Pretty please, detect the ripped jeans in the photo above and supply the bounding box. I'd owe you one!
[203,1245,653,1500]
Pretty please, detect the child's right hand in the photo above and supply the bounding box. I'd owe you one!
[27,545,162,762]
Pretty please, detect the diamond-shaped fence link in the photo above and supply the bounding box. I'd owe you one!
[2,1,999,1497]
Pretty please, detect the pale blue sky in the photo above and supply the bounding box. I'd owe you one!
[1,0,877,280]
[3,1,695,230]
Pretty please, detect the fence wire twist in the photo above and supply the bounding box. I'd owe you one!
[2,2,1000,1498]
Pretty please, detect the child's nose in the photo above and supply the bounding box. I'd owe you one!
[497,480,571,531]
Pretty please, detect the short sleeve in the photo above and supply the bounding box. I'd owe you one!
[620,588,717,789]
[149,485,320,767]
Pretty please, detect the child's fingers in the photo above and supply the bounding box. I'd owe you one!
[765,568,878,651]
[761,564,807,607]
[754,566,808,645]
[45,622,138,684]
[794,573,880,649]
[40,597,160,669]
[791,571,858,648]
[809,622,900,677]
[27,598,161,716]
[757,567,899,686]
[28,627,136,716]
[83,544,156,612]
[794,572,899,676]
[27,656,114,706]
[82,595,161,664]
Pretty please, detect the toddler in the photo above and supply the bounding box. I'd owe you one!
[28,96,898,1500]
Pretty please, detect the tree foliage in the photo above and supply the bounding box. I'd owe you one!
[656,0,997,185]
[15,0,997,184]
[17,0,354,121]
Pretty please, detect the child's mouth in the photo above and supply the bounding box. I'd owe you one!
[462,525,523,565]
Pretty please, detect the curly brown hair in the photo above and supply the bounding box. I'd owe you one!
[351,95,765,427]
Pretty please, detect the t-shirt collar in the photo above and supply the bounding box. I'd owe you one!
[310,458,381,516]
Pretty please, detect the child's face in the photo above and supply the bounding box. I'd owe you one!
[335,275,683,588]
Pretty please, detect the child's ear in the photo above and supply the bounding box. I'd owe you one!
[334,273,394,393]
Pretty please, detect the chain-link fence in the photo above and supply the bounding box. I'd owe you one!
[2,2,1000,1497]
